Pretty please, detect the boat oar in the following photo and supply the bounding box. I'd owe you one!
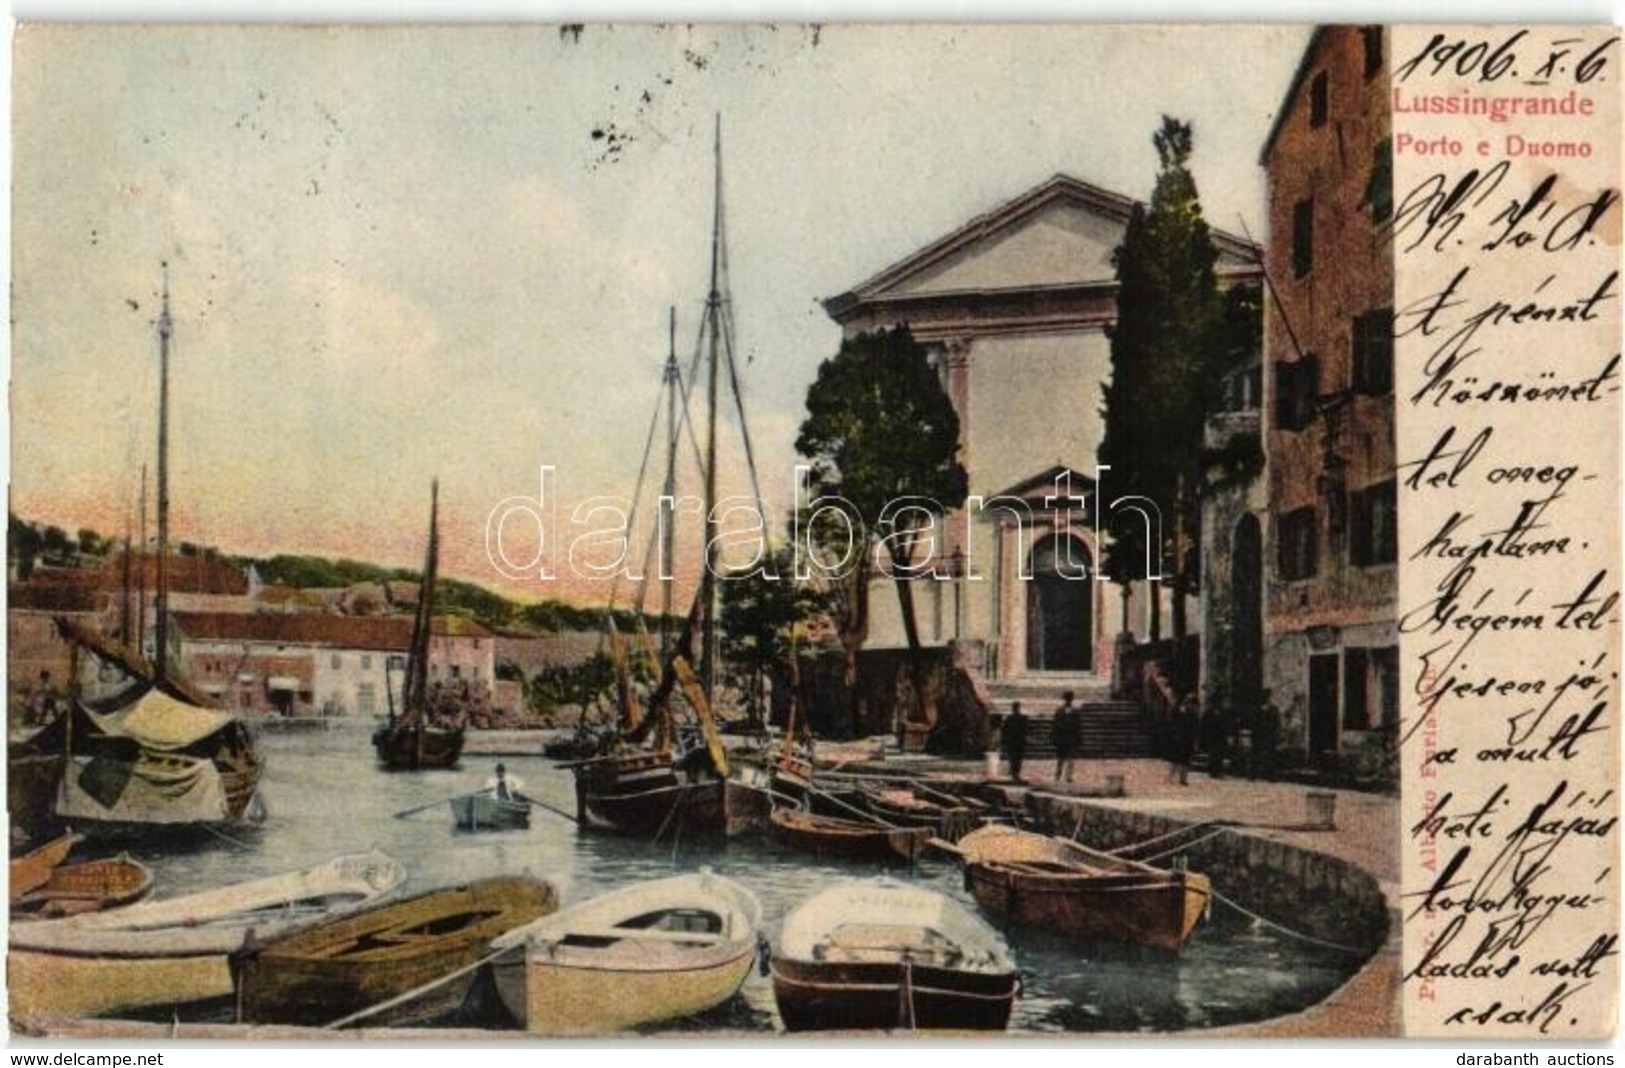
[513,792,580,825]
[322,945,513,1030]
[391,788,491,820]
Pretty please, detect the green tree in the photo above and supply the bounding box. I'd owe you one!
[796,325,968,735]
[719,548,821,730]
[1099,116,1225,641]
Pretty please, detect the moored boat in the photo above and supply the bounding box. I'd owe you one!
[770,809,930,865]
[955,824,1212,951]
[373,482,465,771]
[862,785,985,842]
[11,855,154,920]
[8,849,406,1020]
[231,876,558,1027]
[450,791,531,831]
[9,831,80,901]
[489,869,762,1035]
[771,879,1018,1032]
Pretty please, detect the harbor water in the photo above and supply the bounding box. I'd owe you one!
[108,725,1362,1035]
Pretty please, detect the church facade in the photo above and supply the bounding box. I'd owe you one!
[823,175,1261,689]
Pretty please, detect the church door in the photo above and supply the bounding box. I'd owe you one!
[1026,534,1093,672]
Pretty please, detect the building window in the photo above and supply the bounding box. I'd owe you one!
[1375,646,1400,727]
[1274,354,1319,431]
[361,654,372,670]
[450,665,462,680]
[357,683,376,717]
[1343,645,1399,730]
[1278,507,1318,581]
[1292,199,1314,277]
[1350,479,1398,566]
[1362,26,1383,78]
[330,653,341,670]
[240,692,253,710]
[1363,139,1393,223]
[1309,71,1329,128]
[1344,648,1371,729]
[388,655,406,671]
[1352,309,1394,395]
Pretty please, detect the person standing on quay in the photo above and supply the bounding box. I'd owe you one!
[1171,692,1200,786]
[1053,690,1079,784]
[1002,701,1029,782]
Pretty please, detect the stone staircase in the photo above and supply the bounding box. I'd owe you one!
[986,675,1157,760]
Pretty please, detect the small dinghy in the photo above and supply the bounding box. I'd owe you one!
[771,879,1018,1032]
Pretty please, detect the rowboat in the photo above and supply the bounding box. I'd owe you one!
[955,824,1212,951]
[771,879,1018,1032]
[490,870,762,1035]
[770,809,930,865]
[11,855,155,920]
[8,849,406,1020]
[10,831,80,901]
[232,876,558,1027]
[450,791,531,831]
[862,785,985,842]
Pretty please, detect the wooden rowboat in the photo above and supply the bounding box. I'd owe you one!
[489,869,762,1035]
[11,855,154,919]
[955,824,1211,951]
[9,831,80,901]
[8,849,407,1020]
[862,786,985,842]
[450,791,531,831]
[231,876,558,1027]
[771,809,930,865]
[771,879,1018,1032]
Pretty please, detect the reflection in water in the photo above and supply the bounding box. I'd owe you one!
[114,726,1359,1034]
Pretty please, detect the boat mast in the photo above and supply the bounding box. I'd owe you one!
[154,265,172,686]
[661,306,679,660]
[137,462,148,663]
[700,114,723,702]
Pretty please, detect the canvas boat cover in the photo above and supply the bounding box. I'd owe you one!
[80,687,236,751]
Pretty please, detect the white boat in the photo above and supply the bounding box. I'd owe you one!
[450,791,531,831]
[771,879,1019,1032]
[489,870,762,1035]
[8,849,406,1020]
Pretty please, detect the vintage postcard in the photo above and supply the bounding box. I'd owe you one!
[4,21,1618,1044]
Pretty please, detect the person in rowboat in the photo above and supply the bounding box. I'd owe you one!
[488,762,524,802]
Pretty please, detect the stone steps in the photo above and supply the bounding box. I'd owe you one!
[1010,700,1157,760]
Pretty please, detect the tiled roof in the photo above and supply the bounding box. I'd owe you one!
[170,611,491,651]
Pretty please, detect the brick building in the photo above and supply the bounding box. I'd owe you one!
[1259,25,1397,768]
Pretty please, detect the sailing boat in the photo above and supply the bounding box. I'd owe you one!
[32,266,265,832]
[371,481,466,770]
[566,120,772,839]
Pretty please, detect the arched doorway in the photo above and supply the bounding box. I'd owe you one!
[1230,514,1263,710]
[1026,534,1093,672]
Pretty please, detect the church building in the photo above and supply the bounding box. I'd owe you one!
[824,174,1261,696]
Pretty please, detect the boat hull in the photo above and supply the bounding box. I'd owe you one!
[8,947,231,1021]
[488,870,762,1035]
[232,877,557,1027]
[574,755,765,838]
[771,956,1016,1032]
[965,863,1210,951]
[12,858,155,919]
[450,793,530,831]
[492,937,755,1035]
[771,810,930,865]
[373,724,465,770]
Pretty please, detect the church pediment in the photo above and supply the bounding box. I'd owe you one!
[990,464,1099,513]
[827,174,1258,323]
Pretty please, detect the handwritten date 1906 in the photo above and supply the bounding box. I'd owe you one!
[1396,29,1617,86]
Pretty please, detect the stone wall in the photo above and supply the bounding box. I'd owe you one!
[1023,791,1390,953]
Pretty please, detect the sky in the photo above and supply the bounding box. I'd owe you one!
[10,22,1317,604]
